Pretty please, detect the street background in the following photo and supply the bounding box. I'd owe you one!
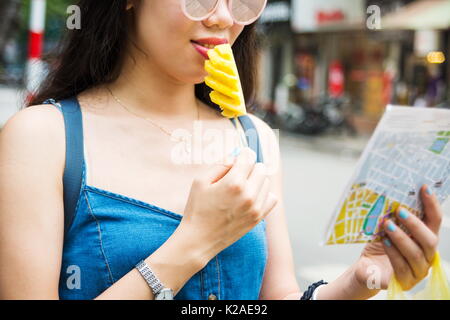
[1,0,450,299]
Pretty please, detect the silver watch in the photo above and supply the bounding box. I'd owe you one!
[135,260,174,300]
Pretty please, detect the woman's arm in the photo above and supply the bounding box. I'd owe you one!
[0,106,66,299]
[248,115,301,300]
[250,114,371,300]
[259,155,302,300]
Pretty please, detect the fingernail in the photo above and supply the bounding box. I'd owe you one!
[399,208,409,220]
[384,239,392,247]
[426,186,433,196]
[230,147,241,157]
[387,221,396,232]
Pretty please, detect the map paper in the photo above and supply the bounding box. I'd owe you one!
[325,105,450,245]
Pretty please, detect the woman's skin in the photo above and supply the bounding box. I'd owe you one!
[0,0,443,300]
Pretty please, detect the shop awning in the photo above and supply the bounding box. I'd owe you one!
[382,0,450,30]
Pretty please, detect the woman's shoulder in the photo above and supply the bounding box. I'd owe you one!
[1,103,65,142]
[246,112,278,147]
[0,103,65,175]
[245,113,280,170]
[246,113,272,132]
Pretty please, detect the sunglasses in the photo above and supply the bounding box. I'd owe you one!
[181,0,267,25]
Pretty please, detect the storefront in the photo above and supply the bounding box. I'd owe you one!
[257,0,293,114]
[290,0,384,132]
[382,0,450,108]
[258,0,449,134]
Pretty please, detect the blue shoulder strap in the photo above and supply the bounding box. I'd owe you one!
[43,97,84,238]
[233,115,264,163]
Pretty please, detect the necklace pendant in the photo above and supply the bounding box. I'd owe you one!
[170,133,194,164]
[180,135,192,160]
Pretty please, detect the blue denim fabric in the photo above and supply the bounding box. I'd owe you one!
[52,104,268,300]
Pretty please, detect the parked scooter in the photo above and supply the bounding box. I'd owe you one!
[315,95,357,136]
[253,95,357,136]
[251,101,279,129]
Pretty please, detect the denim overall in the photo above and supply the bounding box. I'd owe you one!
[43,97,267,300]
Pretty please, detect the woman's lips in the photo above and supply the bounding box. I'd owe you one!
[191,41,210,59]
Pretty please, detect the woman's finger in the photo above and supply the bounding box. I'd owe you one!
[395,207,438,263]
[384,219,429,280]
[382,236,415,290]
[420,185,443,235]
[222,147,257,184]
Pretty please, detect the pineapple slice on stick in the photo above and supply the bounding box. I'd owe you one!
[204,44,247,119]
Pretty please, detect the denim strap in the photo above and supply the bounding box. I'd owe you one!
[233,115,264,163]
[43,97,84,238]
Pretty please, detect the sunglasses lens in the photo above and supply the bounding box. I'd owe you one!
[184,0,218,19]
[231,0,266,24]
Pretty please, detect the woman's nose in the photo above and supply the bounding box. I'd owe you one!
[203,0,234,29]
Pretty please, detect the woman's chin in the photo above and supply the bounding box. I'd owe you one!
[176,59,208,84]
[191,71,209,85]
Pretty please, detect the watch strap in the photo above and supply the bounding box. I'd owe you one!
[300,280,328,300]
[135,260,165,295]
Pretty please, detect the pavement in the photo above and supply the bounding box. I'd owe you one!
[281,130,371,158]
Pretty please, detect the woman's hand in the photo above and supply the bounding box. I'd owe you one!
[178,147,278,264]
[354,185,443,296]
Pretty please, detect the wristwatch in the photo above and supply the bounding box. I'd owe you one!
[155,288,174,300]
[135,260,174,300]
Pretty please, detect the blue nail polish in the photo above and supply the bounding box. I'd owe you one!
[387,222,396,232]
[230,147,241,157]
[384,239,392,247]
[426,187,433,196]
[399,209,409,220]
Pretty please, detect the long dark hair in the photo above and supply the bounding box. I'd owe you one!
[27,0,261,111]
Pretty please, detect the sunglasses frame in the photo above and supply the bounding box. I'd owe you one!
[180,0,267,25]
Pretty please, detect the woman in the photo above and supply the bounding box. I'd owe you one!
[0,0,443,300]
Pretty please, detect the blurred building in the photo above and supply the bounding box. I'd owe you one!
[257,0,449,134]
[0,0,73,86]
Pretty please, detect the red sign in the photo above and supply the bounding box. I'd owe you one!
[328,61,345,98]
[316,10,345,24]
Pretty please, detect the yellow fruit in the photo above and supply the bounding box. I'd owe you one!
[204,44,246,118]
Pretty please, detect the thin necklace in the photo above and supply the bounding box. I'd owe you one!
[106,87,200,156]
[107,87,200,140]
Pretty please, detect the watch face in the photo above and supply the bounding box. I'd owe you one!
[156,288,174,300]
